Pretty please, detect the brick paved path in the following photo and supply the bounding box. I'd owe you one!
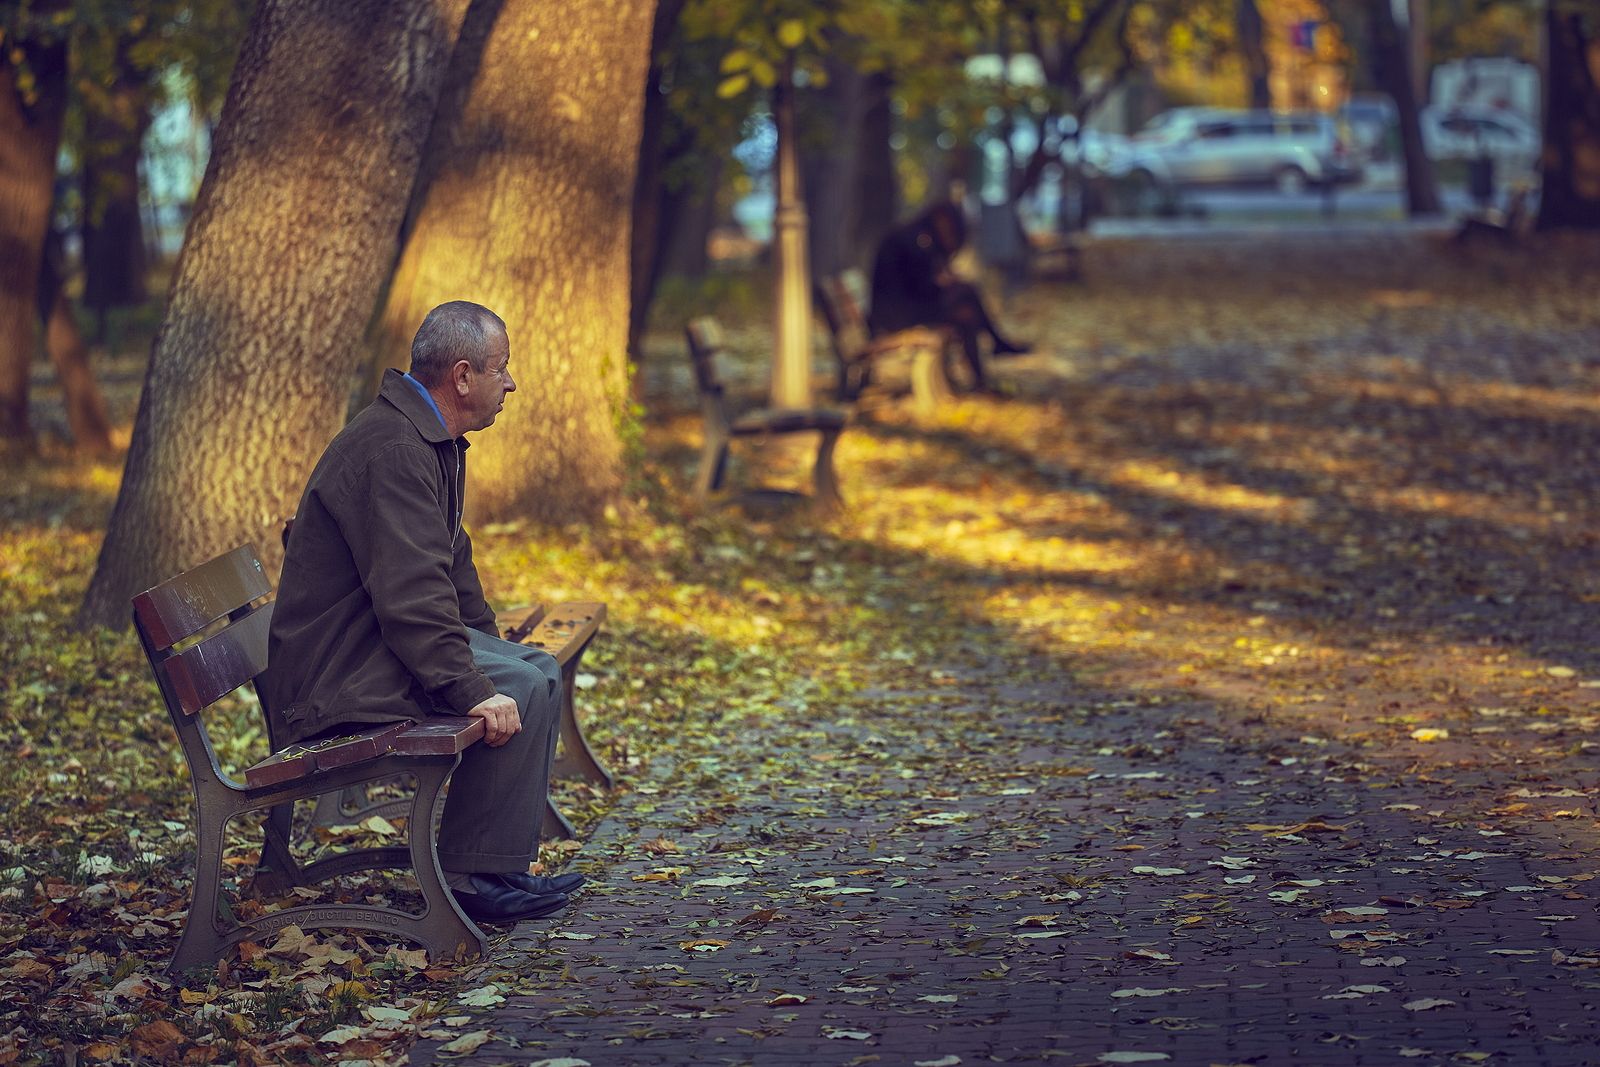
[412,669,1600,1067]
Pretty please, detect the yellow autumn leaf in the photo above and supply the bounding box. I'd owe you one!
[776,19,806,49]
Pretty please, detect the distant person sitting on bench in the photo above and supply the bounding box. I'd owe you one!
[868,201,1031,393]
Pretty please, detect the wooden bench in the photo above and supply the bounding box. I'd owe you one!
[275,518,610,840]
[1027,231,1083,282]
[1453,186,1532,245]
[814,268,955,416]
[684,316,846,510]
[133,544,609,972]
[309,600,610,840]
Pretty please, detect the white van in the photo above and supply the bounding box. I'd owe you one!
[1118,108,1363,194]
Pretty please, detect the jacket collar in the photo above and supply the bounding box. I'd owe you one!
[379,368,461,447]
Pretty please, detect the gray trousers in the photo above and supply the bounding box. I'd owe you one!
[435,629,562,873]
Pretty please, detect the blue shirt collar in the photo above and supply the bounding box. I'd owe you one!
[402,372,448,434]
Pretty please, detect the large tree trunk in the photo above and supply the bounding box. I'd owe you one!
[81,51,151,338]
[657,159,719,278]
[803,55,870,281]
[853,72,898,269]
[1537,7,1600,230]
[38,229,114,453]
[0,31,69,451]
[1236,0,1271,110]
[627,0,688,397]
[1369,0,1441,216]
[78,0,469,629]
[375,0,657,524]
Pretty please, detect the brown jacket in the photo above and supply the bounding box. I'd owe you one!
[264,370,498,742]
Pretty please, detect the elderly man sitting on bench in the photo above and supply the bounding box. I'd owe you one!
[263,300,583,925]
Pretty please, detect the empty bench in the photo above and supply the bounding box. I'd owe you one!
[684,316,846,510]
[133,544,609,972]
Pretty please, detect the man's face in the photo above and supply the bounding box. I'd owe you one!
[460,328,515,432]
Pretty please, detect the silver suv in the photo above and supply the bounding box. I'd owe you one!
[1117,108,1362,193]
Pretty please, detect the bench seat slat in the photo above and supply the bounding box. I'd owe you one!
[133,546,272,649]
[391,716,486,755]
[501,603,548,644]
[311,721,411,772]
[162,605,272,716]
[241,722,409,789]
[863,327,947,355]
[731,408,846,436]
[243,747,316,789]
[520,602,606,667]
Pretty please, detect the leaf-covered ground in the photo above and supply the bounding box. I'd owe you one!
[3,232,1600,1064]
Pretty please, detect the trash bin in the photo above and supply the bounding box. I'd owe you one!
[1467,156,1495,207]
[977,202,1029,292]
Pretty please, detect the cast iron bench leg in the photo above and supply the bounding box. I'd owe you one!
[695,430,731,498]
[168,802,233,974]
[172,761,488,972]
[543,797,577,840]
[552,660,614,789]
[311,784,412,829]
[812,427,844,511]
[405,759,490,962]
[910,343,954,417]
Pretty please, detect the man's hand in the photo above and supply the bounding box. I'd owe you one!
[466,693,521,746]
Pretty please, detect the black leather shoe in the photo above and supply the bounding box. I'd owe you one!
[497,870,587,896]
[451,874,568,924]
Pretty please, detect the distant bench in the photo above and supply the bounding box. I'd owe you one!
[814,268,955,416]
[684,317,847,510]
[133,544,608,972]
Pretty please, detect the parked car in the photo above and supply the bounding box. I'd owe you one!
[1419,105,1540,172]
[1114,108,1363,194]
[1337,94,1398,163]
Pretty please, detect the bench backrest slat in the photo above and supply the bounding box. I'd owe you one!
[133,545,272,650]
[684,317,726,395]
[815,270,871,360]
[159,601,273,716]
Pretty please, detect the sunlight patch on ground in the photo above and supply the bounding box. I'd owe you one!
[1107,459,1314,519]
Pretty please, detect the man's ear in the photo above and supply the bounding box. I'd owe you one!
[452,359,473,396]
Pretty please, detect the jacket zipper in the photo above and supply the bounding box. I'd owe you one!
[453,445,464,545]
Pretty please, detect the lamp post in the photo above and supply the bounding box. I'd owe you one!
[770,50,813,410]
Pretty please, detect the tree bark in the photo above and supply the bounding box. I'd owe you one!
[627,0,687,393]
[81,49,150,336]
[38,229,113,453]
[853,72,898,270]
[375,0,657,524]
[0,29,69,451]
[1537,7,1600,230]
[1236,0,1272,110]
[78,0,470,629]
[657,159,719,278]
[1369,0,1442,216]
[803,55,869,282]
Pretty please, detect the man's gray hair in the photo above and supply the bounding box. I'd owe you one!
[409,301,507,386]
